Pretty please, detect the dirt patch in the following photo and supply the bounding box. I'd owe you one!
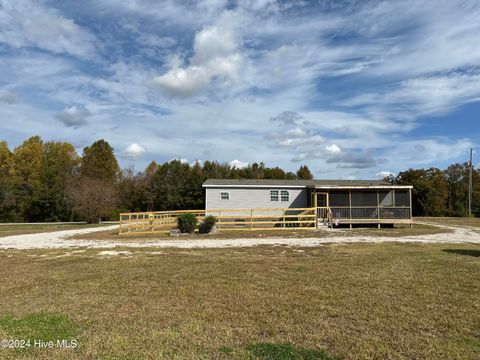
[0,222,477,250]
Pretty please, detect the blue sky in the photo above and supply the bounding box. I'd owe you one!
[1,0,479,179]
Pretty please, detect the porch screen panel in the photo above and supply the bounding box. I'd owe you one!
[351,191,377,218]
[395,190,410,206]
[351,191,377,206]
[329,191,349,206]
[379,191,393,206]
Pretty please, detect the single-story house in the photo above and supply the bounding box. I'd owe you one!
[202,179,413,228]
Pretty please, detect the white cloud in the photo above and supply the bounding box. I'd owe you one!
[0,90,15,104]
[54,106,90,127]
[342,72,480,118]
[285,128,306,138]
[326,151,378,169]
[325,144,341,154]
[376,171,394,179]
[229,159,249,169]
[169,157,190,164]
[0,0,97,58]
[151,66,211,97]
[151,25,243,97]
[1,0,478,181]
[123,143,146,158]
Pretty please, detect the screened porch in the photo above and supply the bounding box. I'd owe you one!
[314,188,412,225]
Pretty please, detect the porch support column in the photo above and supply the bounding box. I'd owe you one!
[349,190,352,221]
[409,188,413,219]
[377,190,380,221]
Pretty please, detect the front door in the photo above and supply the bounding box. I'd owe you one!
[316,192,329,222]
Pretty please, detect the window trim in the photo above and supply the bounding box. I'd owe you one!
[270,190,279,202]
[280,190,289,202]
[220,192,230,200]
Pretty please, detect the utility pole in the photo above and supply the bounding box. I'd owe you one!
[469,148,473,217]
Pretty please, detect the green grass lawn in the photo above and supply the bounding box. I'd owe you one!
[0,243,479,359]
[0,224,102,238]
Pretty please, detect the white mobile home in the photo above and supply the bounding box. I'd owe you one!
[203,179,413,227]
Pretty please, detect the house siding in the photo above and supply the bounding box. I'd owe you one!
[205,187,308,213]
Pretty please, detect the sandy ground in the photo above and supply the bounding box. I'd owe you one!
[0,221,479,250]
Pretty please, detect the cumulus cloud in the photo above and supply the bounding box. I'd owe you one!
[0,90,15,104]
[1,0,478,179]
[54,106,90,127]
[151,25,243,97]
[229,159,249,169]
[268,126,325,148]
[0,0,97,58]
[325,144,341,154]
[122,143,146,158]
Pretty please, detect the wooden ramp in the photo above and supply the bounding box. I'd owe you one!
[119,207,317,235]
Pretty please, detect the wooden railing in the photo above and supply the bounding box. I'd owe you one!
[119,207,317,234]
[317,206,411,221]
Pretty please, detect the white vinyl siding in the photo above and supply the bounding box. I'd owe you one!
[206,187,308,213]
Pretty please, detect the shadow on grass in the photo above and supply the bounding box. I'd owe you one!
[442,249,480,257]
[245,343,337,360]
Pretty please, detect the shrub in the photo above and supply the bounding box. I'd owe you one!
[199,215,217,234]
[177,213,198,233]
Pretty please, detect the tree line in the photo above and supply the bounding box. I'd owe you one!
[0,136,477,222]
[0,136,314,223]
[388,164,480,217]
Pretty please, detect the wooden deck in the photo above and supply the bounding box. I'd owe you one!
[317,206,413,228]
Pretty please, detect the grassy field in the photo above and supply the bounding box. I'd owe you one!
[416,216,480,228]
[0,224,103,238]
[0,243,479,359]
[72,223,448,242]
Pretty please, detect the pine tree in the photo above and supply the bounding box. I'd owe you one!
[80,140,120,182]
[296,165,313,180]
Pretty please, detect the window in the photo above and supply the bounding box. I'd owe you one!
[270,190,279,201]
[280,190,289,202]
[220,192,229,200]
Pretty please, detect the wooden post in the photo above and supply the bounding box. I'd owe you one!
[349,190,352,221]
[377,190,380,221]
[409,188,413,220]
[250,209,253,230]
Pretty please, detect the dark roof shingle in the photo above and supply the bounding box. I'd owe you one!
[202,179,392,187]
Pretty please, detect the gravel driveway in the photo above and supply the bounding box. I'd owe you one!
[0,222,479,250]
